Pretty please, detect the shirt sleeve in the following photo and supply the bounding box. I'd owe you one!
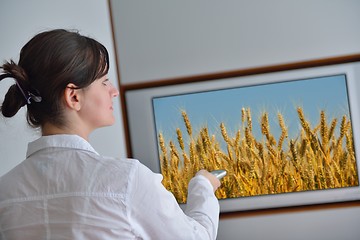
[126,162,219,240]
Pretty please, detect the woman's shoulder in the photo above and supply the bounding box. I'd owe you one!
[98,156,162,186]
[94,156,141,175]
[98,156,160,181]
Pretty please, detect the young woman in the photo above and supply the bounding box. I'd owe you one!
[0,29,221,239]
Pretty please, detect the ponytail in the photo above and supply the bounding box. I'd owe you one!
[0,61,42,118]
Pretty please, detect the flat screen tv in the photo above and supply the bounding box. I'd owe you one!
[123,59,360,212]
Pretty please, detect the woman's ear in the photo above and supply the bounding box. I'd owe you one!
[64,83,82,111]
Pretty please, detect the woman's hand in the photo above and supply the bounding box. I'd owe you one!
[196,169,221,192]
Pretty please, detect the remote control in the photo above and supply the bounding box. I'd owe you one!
[211,169,227,180]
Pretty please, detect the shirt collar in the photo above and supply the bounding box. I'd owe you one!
[26,134,99,158]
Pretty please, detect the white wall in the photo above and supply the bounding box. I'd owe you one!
[111,0,360,84]
[110,1,360,240]
[0,0,126,177]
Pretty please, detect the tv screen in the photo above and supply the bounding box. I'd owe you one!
[125,61,360,212]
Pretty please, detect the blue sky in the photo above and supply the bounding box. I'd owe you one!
[152,74,350,149]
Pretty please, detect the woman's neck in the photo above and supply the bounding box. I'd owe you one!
[41,122,90,141]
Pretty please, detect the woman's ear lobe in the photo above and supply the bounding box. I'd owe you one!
[64,83,82,111]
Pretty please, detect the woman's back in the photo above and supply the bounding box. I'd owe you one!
[0,134,136,239]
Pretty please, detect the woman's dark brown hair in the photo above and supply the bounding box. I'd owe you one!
[0,29,109,128]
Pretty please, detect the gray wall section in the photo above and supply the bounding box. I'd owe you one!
[110,0,360,84]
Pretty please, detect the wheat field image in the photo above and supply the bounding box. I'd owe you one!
[153,75,359,203]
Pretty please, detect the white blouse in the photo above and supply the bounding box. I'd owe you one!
[0,134,219,240]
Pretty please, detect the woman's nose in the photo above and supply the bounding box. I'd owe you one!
[111,85,119,97]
